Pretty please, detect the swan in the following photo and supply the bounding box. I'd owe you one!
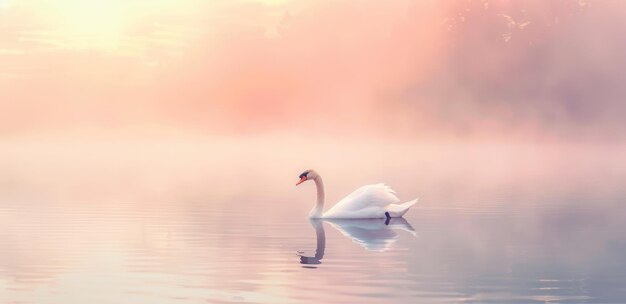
[296,169,418,219]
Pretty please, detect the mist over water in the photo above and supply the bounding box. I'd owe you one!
[2,137,625,206]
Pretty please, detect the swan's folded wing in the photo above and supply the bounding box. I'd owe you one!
[325,184,400,215]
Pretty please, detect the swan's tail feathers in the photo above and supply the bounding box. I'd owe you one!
[386,198,419,218]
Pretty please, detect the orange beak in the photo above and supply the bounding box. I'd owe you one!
[296,176,307,186]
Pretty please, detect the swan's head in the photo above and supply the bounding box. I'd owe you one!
[296,169,318,186]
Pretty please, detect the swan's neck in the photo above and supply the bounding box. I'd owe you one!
[309,176,325,218]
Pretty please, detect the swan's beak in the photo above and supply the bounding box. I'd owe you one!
[296,176,307,186]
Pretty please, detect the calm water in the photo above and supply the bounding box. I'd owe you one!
[1,140,625,303]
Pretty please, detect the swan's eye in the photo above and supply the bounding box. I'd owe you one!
[299,172,309,179]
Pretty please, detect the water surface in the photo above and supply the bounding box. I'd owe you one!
[1,140,625,303]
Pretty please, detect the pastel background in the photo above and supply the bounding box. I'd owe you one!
[1,0,625,139]
[1,1,625,303]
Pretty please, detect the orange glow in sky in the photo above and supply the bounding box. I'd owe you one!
[1,1,625,140]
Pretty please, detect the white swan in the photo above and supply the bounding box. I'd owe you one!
[296,169,418,219]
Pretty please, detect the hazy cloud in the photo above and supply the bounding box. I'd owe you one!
[0,0,625,141]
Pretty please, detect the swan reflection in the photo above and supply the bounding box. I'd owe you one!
[326,217,416,252]
[298,217,416,266]
[298,219,325,267]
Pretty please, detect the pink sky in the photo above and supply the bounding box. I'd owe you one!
[1,0,625,140]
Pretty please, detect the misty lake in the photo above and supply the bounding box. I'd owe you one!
[0,139,625,303]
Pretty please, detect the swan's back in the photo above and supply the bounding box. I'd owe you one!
[323,184,400,218]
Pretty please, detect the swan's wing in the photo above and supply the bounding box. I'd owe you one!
[337,184,400,209]
[325,184,400,216]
